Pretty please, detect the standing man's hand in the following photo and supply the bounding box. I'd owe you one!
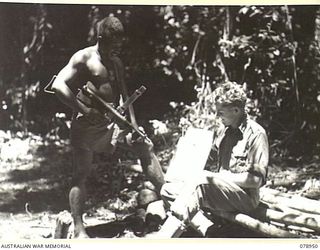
[126,129,154,158]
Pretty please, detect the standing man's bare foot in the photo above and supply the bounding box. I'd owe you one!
[73,230,90,239]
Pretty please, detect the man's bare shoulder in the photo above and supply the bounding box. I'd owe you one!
[70,46,97,66]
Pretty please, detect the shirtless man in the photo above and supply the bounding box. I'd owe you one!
[52,16,164,238]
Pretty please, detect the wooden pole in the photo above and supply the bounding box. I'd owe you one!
[253,206,320,233]
[214,211,301,238]
[260,188,320,215]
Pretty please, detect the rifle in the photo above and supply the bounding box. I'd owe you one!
[81,84,149,141]
[44,75,149,141]
[44,75,56,94]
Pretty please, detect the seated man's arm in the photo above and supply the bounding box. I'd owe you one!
[214,170,262,188]
[208,131,269,189]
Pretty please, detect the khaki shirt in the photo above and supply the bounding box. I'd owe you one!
[213,115,269,185]
[206,115,269,203]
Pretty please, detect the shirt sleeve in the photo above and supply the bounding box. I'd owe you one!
[247,131,269,186]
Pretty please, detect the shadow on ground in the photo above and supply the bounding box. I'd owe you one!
[0,142,72,213]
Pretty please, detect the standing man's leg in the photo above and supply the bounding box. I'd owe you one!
[124,137,165,194]
[139,151,165,193]
[69,147,93,238]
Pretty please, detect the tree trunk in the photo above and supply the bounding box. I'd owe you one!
[20,13,28,133]
[284,5,301,125]
[314,8,320,45]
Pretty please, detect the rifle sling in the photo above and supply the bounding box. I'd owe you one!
[112,59,138,129]
[117,85,146,114]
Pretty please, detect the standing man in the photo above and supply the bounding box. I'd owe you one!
[52,16,164,238]
[155,81,269,237]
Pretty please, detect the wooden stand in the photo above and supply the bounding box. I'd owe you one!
[53,210,73,239]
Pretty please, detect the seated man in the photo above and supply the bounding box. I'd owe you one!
[155,81,269,237]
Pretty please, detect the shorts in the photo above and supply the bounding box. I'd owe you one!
[70,113,125,153]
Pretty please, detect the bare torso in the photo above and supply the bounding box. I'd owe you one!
[76,46,121,106]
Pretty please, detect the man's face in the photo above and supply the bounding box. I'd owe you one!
[100,36,124,59]
[216,104,240,128]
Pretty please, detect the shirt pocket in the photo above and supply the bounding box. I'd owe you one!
[230,152,250,173]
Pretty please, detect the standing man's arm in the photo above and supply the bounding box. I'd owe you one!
[52,51,104,124]
[52,51,87,113]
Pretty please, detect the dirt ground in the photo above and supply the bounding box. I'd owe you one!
[0,132,319,239]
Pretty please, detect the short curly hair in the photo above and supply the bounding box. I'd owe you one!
[213,81,247,109]
[97,16,124,41]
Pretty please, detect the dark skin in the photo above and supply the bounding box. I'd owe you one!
[52,34,164,238]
